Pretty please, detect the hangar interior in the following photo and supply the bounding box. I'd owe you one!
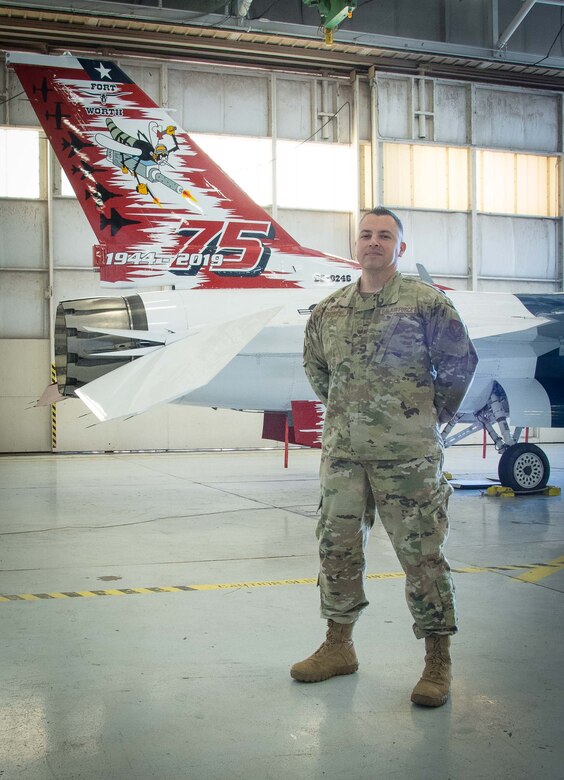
[0,3,564,779]
[1,0,564,452]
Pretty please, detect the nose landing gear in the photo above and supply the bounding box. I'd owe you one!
[498,443,550,492]
[441,382,552,493]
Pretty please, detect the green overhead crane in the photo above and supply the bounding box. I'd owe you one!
[303,0,357,44]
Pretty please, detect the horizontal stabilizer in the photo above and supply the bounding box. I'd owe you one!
[75,307,281,421]
[471,318,550,340]
[79,325,178,344]
[35,382,66,407]
[90,346,162,358]
[453,292,551,341]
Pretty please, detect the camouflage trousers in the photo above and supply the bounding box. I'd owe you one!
[317,455,457,639]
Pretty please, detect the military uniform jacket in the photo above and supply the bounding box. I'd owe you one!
[303,272,478,461]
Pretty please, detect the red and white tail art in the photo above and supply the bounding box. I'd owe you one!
[10,52,356,290]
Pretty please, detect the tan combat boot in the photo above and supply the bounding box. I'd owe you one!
[290,620,358,683]
[411,634,452,707]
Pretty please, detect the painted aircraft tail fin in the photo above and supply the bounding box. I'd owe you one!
[9,52,353,289]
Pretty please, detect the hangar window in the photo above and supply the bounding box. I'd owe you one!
[382,143,469,211]
[192,133,272,207]
[477,150,559,217]
[60,169,74,197]
[381,141,559,218]
[0,127,40,198]
[275,139,354,211]
[193,133,354,212]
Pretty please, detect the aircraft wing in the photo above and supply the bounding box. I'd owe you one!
[75,307,281,421]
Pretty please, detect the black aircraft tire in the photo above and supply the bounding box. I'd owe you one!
[498,443,550,492]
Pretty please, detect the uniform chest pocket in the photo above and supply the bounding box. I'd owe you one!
[321,311,348,367]
[373,314,427,365]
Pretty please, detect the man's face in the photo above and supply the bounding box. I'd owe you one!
[355,213,406,276]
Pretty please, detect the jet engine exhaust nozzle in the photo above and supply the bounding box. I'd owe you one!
[54,295,149,396]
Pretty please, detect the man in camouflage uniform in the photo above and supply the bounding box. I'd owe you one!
[291,206,478,707]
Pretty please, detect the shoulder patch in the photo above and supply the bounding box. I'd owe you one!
[447,318,465,341]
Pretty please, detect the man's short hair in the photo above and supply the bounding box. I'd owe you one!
[362,206,404,238]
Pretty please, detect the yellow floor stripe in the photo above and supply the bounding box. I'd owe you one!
[190,577,317,591]
[128,587,157,595]
[513,555,564,584]
[367,572,405,581]
[0,561,560,604]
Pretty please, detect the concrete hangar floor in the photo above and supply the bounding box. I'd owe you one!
[0,444,563,780]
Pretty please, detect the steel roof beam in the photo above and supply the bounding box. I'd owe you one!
[496,0,564,50]
[497,1,537,49]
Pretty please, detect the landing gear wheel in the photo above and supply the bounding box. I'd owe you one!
[498,443,550,492]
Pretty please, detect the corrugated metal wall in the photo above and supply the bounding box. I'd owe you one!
[373,73,562,292]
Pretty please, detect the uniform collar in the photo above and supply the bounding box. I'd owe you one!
[338,271,402,309]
